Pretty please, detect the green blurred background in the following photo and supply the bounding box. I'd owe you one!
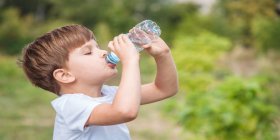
[1,0,280,139]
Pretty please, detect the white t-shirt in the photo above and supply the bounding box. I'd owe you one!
[51,85,131,140]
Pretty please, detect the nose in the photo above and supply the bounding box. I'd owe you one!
[100,50,108,58]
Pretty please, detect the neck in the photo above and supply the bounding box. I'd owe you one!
[60,83,104,98]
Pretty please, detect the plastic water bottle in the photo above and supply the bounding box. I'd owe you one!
[106,20,161,65]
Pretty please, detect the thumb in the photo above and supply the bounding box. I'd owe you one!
[142,44,152,49]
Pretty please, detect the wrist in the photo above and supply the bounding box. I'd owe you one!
[153,50,171,60]
[121,57,140,66]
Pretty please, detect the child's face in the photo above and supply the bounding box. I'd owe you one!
[66,39,117,85]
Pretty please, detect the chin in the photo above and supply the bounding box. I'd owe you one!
[104,72,118,82]
[112,68,118,74]
[107,69,118,78]
[111,70,118,77]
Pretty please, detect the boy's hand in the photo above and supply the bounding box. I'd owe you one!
[108,34,139,64]
[142,37,170,58]
[129,28,170,58]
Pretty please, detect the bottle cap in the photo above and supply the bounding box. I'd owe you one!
[106,52,120,64]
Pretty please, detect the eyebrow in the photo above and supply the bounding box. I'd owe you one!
[83,44,92,49]
[78,44,92,54]
[82,41,99,49]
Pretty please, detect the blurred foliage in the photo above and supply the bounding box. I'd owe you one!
[180,76,277,140]
[252,17,280,51]
[0,55,56,140]
[170,31,278,139]
[212,0,277,48]
[172,32,231,93]
[0,8,34,55]
[1,0,280,139]
[0,0,199,54]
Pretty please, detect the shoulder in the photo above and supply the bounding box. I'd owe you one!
[51,94,95,113]
[51,94,101,131]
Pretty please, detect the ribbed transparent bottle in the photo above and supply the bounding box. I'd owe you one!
[106,20,161,64]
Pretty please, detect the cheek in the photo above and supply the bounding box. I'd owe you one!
[69,59,104,76]
[68,59,88,75]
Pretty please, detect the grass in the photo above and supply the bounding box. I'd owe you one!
[0,55,56,140]
[0,53,183,140]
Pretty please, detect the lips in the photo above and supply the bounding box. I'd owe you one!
[107,62,117,69]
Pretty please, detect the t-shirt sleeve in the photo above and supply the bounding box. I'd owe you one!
[59,95,101,132]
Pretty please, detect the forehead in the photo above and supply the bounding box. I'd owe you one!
[67,39,97,57]
[74,39,97,50]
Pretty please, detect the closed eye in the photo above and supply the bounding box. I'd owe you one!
[84,52,92,55]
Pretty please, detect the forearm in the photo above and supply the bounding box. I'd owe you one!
[154,52,179,95]
[113,61,141,116]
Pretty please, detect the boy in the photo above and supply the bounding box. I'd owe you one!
[20,24,178,140]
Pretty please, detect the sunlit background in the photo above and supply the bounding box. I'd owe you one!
[1,0,280,139]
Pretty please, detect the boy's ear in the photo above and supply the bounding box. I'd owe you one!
[53,69,75,84]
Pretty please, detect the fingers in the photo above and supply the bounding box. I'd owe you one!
[108,34,127,52]
[113,36,120,50]
[117,34,125,45]
[142,44,151,49]
[121,34,132,45]
[108,41,115,52]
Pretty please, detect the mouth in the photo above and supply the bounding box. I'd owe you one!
[107,61,117,69]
